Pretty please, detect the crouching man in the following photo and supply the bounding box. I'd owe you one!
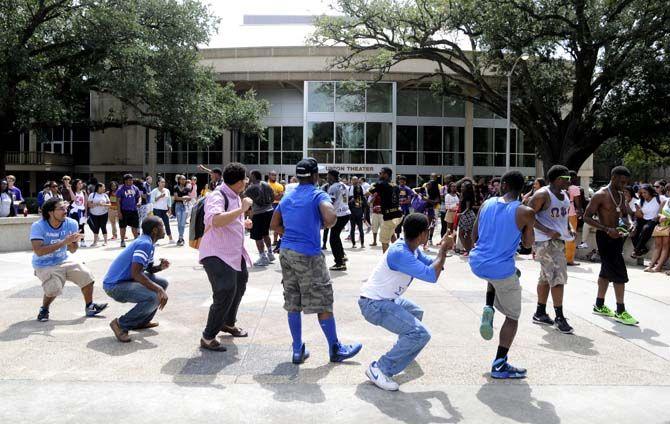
[104,216,169,342]
[359,213,454,391]
[31,198,108,322]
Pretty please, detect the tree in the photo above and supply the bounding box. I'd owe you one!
[312,0,670,173]
[0,0,268,175]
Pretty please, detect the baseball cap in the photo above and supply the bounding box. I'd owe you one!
[296,157,319,177]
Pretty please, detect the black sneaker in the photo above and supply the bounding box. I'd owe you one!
[554,316,574,334]
[86,302,108,317]
[329,264,347,271]
[120,240,126,248]
[532,313,554,326]
[37,307,49,322]
[177,239,184,247]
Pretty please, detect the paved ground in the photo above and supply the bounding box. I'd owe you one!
[2,221,670,423]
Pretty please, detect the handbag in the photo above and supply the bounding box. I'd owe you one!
[652,225,670,237]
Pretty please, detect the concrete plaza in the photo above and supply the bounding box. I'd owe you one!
[2,222,670,423]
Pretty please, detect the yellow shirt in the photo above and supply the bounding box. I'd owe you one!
[268,181,284,204]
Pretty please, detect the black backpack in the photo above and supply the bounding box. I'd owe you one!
[189,191,228,249]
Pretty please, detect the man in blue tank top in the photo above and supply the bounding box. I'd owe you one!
[528,165,575,334]
[469,171,535,379]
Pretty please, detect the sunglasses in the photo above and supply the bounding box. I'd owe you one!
[654,185,661,188]
[557,176,572,181]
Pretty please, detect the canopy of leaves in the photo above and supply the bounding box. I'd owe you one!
[312,0,670,173]
[0,0,268,147]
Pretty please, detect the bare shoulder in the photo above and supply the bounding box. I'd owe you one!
[518,204,535,220]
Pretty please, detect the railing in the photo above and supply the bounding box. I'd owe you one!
[4,151,74,167]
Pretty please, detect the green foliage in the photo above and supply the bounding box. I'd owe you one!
[0,0,267,154]
[312,0,670,172]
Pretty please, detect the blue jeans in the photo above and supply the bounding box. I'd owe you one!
[358,297,431,376]
[175,202,187,240]
[104,273,169,331]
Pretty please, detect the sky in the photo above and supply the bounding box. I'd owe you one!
[205,0,334,48]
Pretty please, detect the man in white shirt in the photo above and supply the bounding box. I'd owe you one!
[359,213,454,391]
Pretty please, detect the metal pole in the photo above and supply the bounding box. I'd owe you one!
[505,73,511,171]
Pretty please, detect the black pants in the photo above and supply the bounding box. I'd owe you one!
[632,218,655,253]
[330,215,350,265]
[88,213,108,235]
[322,228,329,247]
[350,211,364,245]
[154,208,172,236]
[202,257,248,340]
[439,211,448,238]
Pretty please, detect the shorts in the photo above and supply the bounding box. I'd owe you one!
[488,270,522,320]
[596,230,629,283]
[445,210,456,224]
[380,218,402,244]
[535,239,568,287]
[279,248,333,314]
[119,210,140,229]
[371,213,383,234]
[34,260,95,297]
[250,210,273,240]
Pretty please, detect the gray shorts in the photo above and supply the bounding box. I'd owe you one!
[535,239,568,287]
[280,249,333,314]
[488,270,522,320]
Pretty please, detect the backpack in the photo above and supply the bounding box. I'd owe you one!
[189,190,228,249]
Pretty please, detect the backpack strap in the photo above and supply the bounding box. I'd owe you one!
[202,190,230,236]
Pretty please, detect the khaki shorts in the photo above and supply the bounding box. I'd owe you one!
[380,218,402,244]
[34,260,95,297]
[370,213,383,234]
[535,240,568,287]
[280,249,333,314]
[488,271,522,320]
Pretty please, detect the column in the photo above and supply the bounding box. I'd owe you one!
[146,128,157,178]
[222,130,232,166]
[464,101,474,178]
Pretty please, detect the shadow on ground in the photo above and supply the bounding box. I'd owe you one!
[0,317,86,341]
[87,329,159,356]
[161,342,242,388]
[538,326,599,356]
[476,379,560,424]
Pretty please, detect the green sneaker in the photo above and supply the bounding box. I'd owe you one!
[592,304,615,317]
[614,311,639,326]
[480,306,495,340]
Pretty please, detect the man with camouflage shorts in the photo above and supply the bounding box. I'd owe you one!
[529,165,575,334]
[271,157,362,364]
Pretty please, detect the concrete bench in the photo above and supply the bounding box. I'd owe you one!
[0,216,40,252]
[575,225,657,267]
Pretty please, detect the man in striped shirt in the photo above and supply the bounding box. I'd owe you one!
[104,216,170,343]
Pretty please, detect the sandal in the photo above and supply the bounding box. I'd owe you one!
[200,338,227,351]
[220,325,248,337]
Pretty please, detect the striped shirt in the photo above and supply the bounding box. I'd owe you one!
[199,183,251,271]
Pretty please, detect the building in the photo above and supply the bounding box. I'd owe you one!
[5,4,593,194]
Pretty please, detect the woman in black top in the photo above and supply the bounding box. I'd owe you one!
[458,182,476,256]
[348,184,368,248]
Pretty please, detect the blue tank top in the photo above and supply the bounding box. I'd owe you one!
[469,197,522,280]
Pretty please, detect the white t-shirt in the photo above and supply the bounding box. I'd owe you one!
[44,191,63,202]
[640,198,661,220]
[72,191,86,212]
[0,192,13,217]
[150,187,172,211]
[284,182,299,196]
[328,182,351,217]
[361,182,371,193]
[444,193,460,211]
[88,192,110,216]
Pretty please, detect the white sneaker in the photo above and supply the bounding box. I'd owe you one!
[254,255,270,267]
[365,361,399,391]
[267,251,276,262]
[577,242,589,249]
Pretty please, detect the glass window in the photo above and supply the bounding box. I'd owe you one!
[366,83,392,113]
[72,142,89,164]
[444,127,465,152]
[336,122,364,149]
[209,151,222,164]
[396,126,417,151]
[72,127,90,142]
[397,89,417,116]
[494,128,506,153]
[241,133,258,151]
[282,126,303,151]
[240,151,258,164]
[335,150,364,164]
[418,126,442,151]
[308,82,334,112]
[307,122,334,149]
[473,128,493,152]
[444,152,465,166]
[473,103,494,119]
[418,90,442,117]
[444,97,465,117]
[366,123,391,149]
[366,151,391,164]
[282,151,302,165]
[420,152,441,166]
[211,135,223,151]
[335,81,365,112]
[473,153,493,166]
[396,151,417,165]
[307,150,334,164]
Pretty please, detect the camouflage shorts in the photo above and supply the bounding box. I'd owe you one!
[279,249,334,314]
[534,239,568,287]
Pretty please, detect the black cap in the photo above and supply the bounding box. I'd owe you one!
[328,169,340,178]
[296,157,318,177]
[211,168,222,175]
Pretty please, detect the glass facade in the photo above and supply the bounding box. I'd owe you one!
[232,126,303,166]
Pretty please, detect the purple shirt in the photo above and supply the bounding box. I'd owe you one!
[9,186,22,213]
[115,184,140,211]
[198,184,251,271]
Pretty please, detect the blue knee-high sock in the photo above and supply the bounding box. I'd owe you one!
[287,312,302,351]
[319,316,339,348]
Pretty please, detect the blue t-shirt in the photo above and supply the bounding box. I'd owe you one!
[277,183,330,256]
[30,217,79,268]
[469,197,522,280]
[103,235,155,288]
